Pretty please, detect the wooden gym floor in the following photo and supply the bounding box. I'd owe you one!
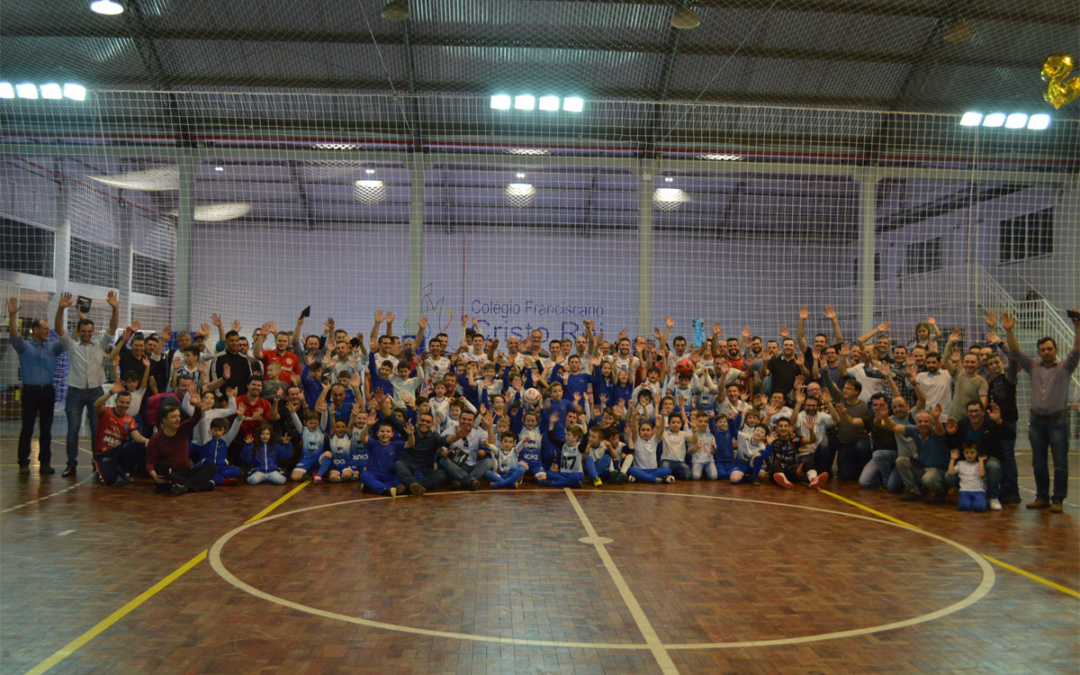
[1,425,1077,675]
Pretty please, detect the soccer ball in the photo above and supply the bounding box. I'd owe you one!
[675,359,695,376]
[523,388,541,405]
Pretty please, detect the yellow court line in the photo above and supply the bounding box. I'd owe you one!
[818,489,1080,601]
[25,480,310,675]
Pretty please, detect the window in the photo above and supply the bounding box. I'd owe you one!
[1000,208,1053,263]
[132,254,171,298]
[905,237,943,276]
[0,216,54,277]
[69,238,119,287]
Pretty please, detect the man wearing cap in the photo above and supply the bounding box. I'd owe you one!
[8,295,65,475]
[56,290,120,477]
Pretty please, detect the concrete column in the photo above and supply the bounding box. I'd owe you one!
[637,162,654,338]
[408,158,427,333]
[116,193,133,328]
[49,166,71,331]
[856,169,878,335]
[174,151,194,331]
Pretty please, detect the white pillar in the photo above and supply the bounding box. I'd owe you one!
[174,151,194,331]
[856,169,878,334]
[408,158,427,332]
[637,162,654,338]
[117,195,133,328]
[49,172,71,331]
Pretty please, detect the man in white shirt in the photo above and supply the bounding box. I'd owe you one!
[916,352,953,414]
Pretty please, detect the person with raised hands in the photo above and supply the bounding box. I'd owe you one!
[879,404,950,504]
[91,379,150,486]
[8,295,65,475]
[1001,308,1079,513]
[253,319,303,386]
[55,290,120,477]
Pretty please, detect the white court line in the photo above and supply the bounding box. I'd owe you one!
[58,529,75,536]
[563,489,679,674]
[1,445,94,516]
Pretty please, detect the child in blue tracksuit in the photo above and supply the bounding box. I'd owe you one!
[242,424,292,485]
[485,431,527,489]
[710,410,738,479]
[583,425,624,486]
[731,422,771,485]
[192,416,243,486]
[322,417,353,483]
[542,417,584,488]
[356,412,414,496]
[290,407,329,483]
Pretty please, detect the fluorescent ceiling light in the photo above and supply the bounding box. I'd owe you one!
[312,143,359,150]
[700,154,743,160]
[562,97,584,113]
[63,83,87,101]
[39,83,63,100]
[90,0,124,15]
[982,112,1006,128]
[167,203,252,222]
[538,96,560,112]
[958,111,983,127]
[354,180,386,204]
[365,168,376,174]
[663,176,674,183]
[490,94,511,110]
[15,83,38,99]
[1027,113,1051,130]
[0,83,14,99]
[1004,113,1028,129]
[653,188,689,211]
[514,95,535,111]
[213,166,224,172]
[505,183,536,207]
[515,172,526,179]
[88,167,180,191]
[507,148,550,156]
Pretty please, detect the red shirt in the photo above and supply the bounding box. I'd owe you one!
[236,395,273,439]
[261,349,302,384]
[95,407,138,454]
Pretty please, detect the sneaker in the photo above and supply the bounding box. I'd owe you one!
[115,473,133,486]
[592,477,603,487]
[206,481,216,491]
[450,480,463,490]
[1026,498,1050,510]
[808,472,829,489]
[409,483,426,496]
[18,465,30,475]
[468,479,481,491]
[989,498,1002,511]
[62,465,77,478]
[613,472,627,484]
[387,486,397,497]
[664,475,675,484]
[627,474,637,483]
[170,483,187,496]
[773,473,793,489]
[1049,502,1064,513]
[223,477,238,486]
[899,491,921,502]
[39,465,55,475]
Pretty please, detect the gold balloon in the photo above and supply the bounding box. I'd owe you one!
[1041,53,1080,109]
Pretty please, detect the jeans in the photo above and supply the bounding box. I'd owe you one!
[815,437,839,476]
[692,458,718,480]
[958,491,987,512]
[1028,416,1070,503]
[895,457,945,495]
[92,439,140,486]
[999,419,1019,498]
[394,459,448,490]
[65,386,103,467]
[440,456,494,484]
[584,454,613,481]
[837,439,872,482]
[858,449,903,492]
[248,471,286,485]
[661,459,691,481]
[18,384,54,467]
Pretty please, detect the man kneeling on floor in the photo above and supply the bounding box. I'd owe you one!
[146,400,215,495]
[93,380,150,486]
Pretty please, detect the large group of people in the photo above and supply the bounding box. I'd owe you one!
[8,292,1078,512]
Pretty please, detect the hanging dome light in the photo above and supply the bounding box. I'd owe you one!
[381,1,409,22]
[671,6,701,30]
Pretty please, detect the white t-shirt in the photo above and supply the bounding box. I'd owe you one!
[955,460,984,492]
[917,370,953,413]
[848,363,886,403]
[632,438,659,470]
[795,410,834,449]
[660,429,694,463]
[449,427,488,466]
[692,432,717,463]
